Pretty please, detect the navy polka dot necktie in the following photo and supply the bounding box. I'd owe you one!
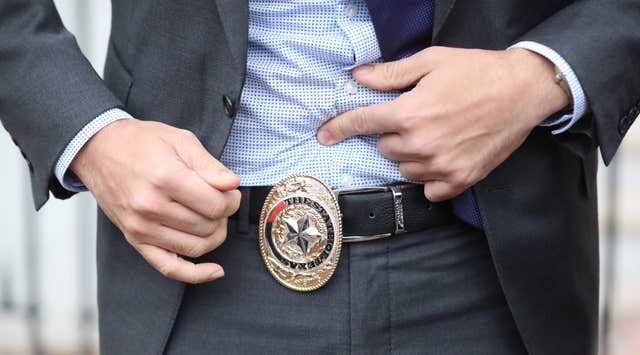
[365,0,484,228]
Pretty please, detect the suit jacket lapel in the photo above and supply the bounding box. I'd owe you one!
[214,0,248,66]
[432,0,458,43]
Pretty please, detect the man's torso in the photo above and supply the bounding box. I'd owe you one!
[220,0,406,189]
[98,1,599,354]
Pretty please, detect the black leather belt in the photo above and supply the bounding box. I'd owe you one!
[234,184,456,242]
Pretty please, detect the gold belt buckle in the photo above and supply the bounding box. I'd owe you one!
[258,175,343,292]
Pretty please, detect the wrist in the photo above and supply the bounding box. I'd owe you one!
[70,119,134,183]
[506,48,571,122]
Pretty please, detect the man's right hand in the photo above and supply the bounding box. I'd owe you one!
[71,119,241,284]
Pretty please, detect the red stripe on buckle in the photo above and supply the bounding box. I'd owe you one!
[267,201,286,223]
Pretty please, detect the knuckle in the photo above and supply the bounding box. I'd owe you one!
[420,134,445,157]
[148,121,166,130]
[351,109,371,135]
[450,168,474,191]
[449,179,465,193]
[207,224,228,249]
[210,200,226,218]
[202,220,219,236]
[376,138,391,157]
[214,228,228,245]
[432,154,453,175]
[130,192,158,216]
[149,166,173,187]
[191,242,210,258]
[396,110,418,131]
[424,46,444,58]
[186,274,199,285]
[122,216,145,239]
[158,262,176,279]
[399,163,418,180]
[397,117,412,132]
[406,135,424,154]
[415,48,431,61]
[187,265,203,284]
[181,243,203,258]
[423,46,439,56]
[382,62,401,84]
[178,128,197,141]
[407,136,434,159]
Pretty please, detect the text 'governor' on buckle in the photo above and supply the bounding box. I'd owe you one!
[333,185,409,243]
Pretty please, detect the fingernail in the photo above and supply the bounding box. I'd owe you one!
[317,129,336,146]
[211,268,225,279]
[353,64,374,76]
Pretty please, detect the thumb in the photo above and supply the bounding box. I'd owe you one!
[173,131,240,191]
[352,50,436,91]
[423,180,461,202]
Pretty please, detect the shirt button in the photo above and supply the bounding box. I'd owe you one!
[341,174,354,188]
[344,80,358,95]
[345,3,358,17]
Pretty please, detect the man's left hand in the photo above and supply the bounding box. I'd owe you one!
[317,47,570,201]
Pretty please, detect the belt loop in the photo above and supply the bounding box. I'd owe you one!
[236,187,251,234]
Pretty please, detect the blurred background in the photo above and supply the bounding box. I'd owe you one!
[0,1,638,354]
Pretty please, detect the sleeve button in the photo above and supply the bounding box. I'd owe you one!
[222,95,236,118]
[619,115,630,135]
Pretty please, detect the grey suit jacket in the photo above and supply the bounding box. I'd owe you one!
[1,1,639,354]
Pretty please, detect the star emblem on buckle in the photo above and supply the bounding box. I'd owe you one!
[284,214,322,256]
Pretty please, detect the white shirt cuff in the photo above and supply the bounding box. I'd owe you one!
[54,108,133,192]
[510,41,588,134]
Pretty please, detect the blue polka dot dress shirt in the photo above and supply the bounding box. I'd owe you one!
[55,0,588,229]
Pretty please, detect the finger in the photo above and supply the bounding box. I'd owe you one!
[317,101,399,145]
[222,189,242,217]
[165,166,240,220]
[423,180,462,202]
[136,243,224,284]
[171,129,240,191]
[399,161,447,181]
[150,219,228,258]
[352,48,438,91]
[156,201,222,237]
[377,133,416,161]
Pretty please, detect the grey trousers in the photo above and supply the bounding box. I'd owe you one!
[165,218,527,354]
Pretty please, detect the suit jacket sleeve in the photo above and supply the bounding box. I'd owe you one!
[516,0,640,164]
[0,1,123,209]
